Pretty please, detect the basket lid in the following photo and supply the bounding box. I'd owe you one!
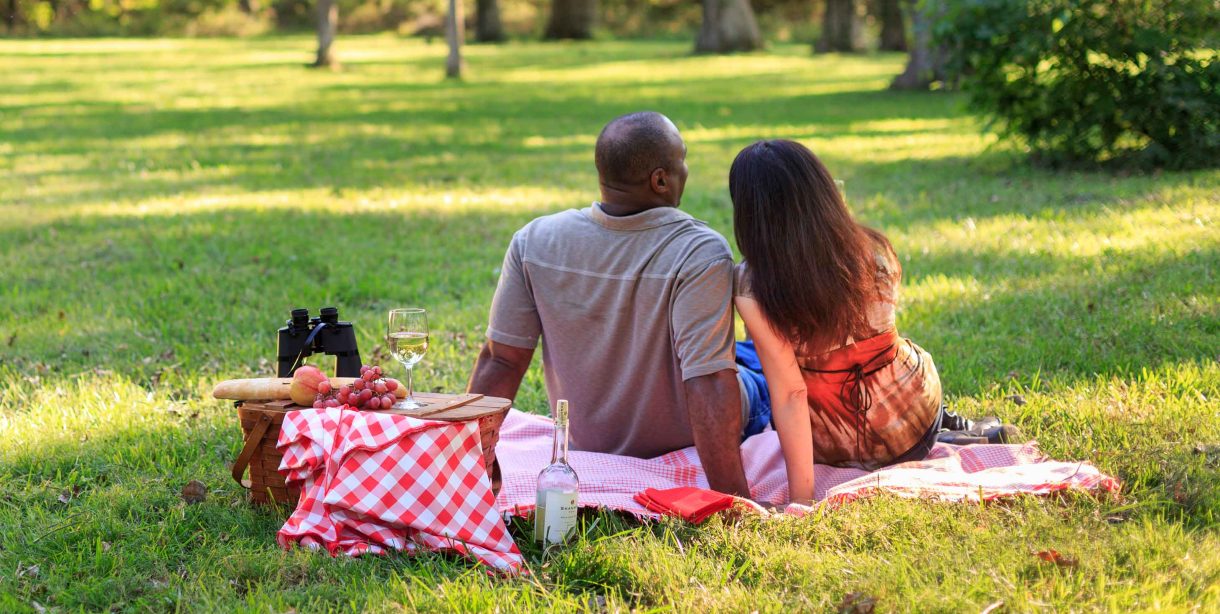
[382,392,511,421]
[237,393,509,421]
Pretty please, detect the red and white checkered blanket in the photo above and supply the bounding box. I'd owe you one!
[495,409,1120,515]
[275,407,523,574]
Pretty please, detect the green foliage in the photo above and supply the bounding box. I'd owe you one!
[937,0,1220,169]
[184,4,273,35]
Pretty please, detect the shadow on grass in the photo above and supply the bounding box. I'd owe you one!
[2,200,1215,397]
[906,244,1218,393]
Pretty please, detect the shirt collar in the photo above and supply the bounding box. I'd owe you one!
[586,202,693,231]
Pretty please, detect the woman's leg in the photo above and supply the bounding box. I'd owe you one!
[736,340,773,439]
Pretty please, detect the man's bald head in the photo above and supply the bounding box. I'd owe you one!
[595,112,685,187]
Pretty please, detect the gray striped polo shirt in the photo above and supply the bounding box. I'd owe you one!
[486,202,738,458]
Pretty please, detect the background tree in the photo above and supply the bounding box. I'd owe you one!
[5,0,19,32]
[816,0,859,52]
[313,0,338,67]
[475,0,504,42]
[545,0,596,39]
[874,0,907,51]
[695,0,763,53]
[446,0,464,77]
[890,0,946,89]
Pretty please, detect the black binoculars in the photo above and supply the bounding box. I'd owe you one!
[277,306,362,377]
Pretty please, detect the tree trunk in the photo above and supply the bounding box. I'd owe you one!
[545,0,596,40]
[890,0,948,89]
[313,0,338,68]
[239,0,259,14]
[876,0,906,51]
[816,0,859,52]
[475,0,505,42]
[694,0,762,54]
[5,0,19,32]
[446,0,464,78]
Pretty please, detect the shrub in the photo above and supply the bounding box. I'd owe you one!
[937,0,1220,169]
[185,6,273,36]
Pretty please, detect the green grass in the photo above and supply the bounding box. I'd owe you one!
[1,35,1218,612]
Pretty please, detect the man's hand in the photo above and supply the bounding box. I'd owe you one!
[467,340,534,401]
[683,370,751,498]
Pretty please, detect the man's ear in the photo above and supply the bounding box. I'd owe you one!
[650,167,670,195]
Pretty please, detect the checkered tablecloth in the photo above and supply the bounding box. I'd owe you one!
[494,409,1120,517]
[275,406,523,574]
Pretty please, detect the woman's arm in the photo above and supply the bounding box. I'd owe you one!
[735,296,815,506]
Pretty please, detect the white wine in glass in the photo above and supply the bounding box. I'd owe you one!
[388,308,429,410]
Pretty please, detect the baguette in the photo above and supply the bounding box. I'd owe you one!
[213,377,408,401]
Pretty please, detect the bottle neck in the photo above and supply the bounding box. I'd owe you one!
[551,400,569,465]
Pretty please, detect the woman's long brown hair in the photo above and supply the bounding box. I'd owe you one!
[730,139,890,354]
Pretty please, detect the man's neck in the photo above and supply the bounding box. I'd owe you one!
[598,188,673,217]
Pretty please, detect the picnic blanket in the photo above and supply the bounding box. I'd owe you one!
[494,409,1120,516]
[275,407,524,574]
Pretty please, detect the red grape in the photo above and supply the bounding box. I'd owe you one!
[337,390,349,404]
[312,399,324,409]
[366,396,382,410]
[384,379,398,392]
[358,389,373,403]
[324,398,340,408]
[353,379,365,391]
[374,381,387,394]
[317,381,331,394]
[360,365,370,375]
[381,394,395,408]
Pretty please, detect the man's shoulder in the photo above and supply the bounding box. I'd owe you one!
[668,216,734,267]
[513,208,590,242]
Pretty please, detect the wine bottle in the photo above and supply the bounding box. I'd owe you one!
[534,399,579,545]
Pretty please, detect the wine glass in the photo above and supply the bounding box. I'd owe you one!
[387,308,429,410]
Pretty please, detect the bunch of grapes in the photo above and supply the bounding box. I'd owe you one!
[311,364,400,410]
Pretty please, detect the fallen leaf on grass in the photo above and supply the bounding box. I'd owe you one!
[1034,549,1077,568]
[585,595,607,613]
[31,602,46,614]
[57,485,82,505]
[181,480,207,504]
[1005,394,1027,406]
[836,592,876,614]
[18,563,40,578]
[1193,444,1220,467]
[980,600,1004,614]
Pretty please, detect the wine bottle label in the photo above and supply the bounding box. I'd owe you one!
[541,490,578,544]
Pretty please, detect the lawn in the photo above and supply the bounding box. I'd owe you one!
[1,35,1217,612]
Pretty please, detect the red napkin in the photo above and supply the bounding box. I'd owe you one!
[633,486,737,524]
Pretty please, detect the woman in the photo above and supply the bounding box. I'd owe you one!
[730,140,944,506]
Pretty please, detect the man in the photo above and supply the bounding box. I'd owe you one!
[467,112,757,497]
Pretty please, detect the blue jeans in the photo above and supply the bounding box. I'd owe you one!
[736,341,772,439]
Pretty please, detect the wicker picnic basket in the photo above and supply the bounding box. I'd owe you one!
[232,393,512,506]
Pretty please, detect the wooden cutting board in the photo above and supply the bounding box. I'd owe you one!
[238,392,511,422]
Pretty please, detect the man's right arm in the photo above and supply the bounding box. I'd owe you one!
[471,229,541,402]
[467,340,534,401]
